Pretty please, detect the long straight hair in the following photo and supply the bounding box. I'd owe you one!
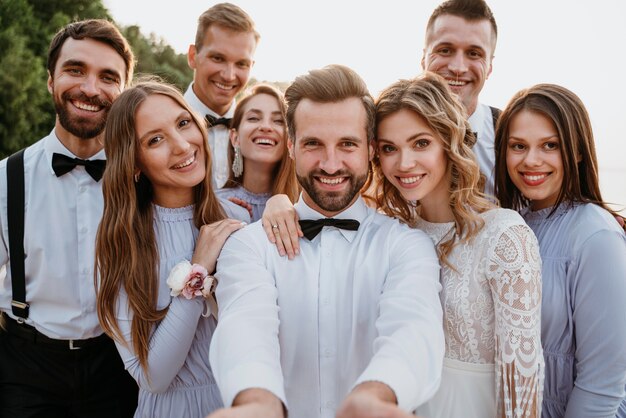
[95,80,225,374]
[223,83,299,202]
[494,83,619,218]
[370,72,494,266]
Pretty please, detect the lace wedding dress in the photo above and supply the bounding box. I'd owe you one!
[415,208,544,417]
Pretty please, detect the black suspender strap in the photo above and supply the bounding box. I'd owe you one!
[489,106,501,130]
[6,149,29,320]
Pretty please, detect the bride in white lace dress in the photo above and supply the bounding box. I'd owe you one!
[261,72,544,417]
[369,73,544,417]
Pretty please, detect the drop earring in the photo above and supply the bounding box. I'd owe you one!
[232,146,243,177]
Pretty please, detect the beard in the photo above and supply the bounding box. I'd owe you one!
[53,91,112,139]
[297,168,368,213]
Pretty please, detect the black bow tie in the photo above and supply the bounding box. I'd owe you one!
[205,115,232,128]
[51,153,106,181]
[299,218,360,240]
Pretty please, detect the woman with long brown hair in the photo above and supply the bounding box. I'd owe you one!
[95,80,248,417]
[218,83,299,222]
[495,83,626,417]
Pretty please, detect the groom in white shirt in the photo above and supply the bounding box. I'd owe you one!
[207,64,444,418]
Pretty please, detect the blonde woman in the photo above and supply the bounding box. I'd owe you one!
[262,73,544,417]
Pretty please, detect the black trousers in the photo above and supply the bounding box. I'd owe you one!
[0,320,138,418]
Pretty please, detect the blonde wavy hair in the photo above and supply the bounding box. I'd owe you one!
[95,80,225,375]
[369,72,494,266]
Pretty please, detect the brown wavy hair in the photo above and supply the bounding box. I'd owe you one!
[369,72,494,266]
[223,83,299,202]
[494,83,621,218]
[95,79,225,374]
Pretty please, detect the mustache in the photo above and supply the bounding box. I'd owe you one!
[61,91,112,108]
[310,169,351,177]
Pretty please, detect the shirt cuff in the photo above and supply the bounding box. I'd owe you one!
[219,361,287,410]
[354,357,436,411]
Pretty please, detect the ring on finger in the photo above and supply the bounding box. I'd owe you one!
[271,224,279,230]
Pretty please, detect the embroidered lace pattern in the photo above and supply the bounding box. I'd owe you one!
[416,208,544,417]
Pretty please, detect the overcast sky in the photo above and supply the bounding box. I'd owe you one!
[104,0,625,206]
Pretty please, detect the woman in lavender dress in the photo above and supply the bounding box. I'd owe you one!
[495,83,626,417]
[218,84,298,222]
[95,81,249,418]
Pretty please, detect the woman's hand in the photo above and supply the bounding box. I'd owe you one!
[228,197,254,220]
[191,219,246,273]
[261,194,302,259]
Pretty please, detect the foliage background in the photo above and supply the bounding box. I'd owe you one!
[0,0,193,158]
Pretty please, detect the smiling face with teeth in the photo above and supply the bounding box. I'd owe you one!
[422,14,494,116]
[290,98,372,217]
[134,94,207,208]
[506,110,564,210]
[377,108,451,220]
[188,24,257,116]
[48,38,126,146]
[231,93,286,175]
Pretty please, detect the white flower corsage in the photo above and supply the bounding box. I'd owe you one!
[166,260,216,300]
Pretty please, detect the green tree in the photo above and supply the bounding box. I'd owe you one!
[0,0,51,157]
[122,26,192,92]
[0,0,192,158]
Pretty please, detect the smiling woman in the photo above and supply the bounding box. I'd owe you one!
[134,93,207,208]
[494,83,626,416]
[95,79,250,418]
[218,83,299,221]
[103,0,626,208]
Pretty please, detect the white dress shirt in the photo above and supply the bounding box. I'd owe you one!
[0,131,105,339]
[184,83,236,189]
[210,196,445,418]
[468,102,497,197]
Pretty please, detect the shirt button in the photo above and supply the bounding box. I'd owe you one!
[322,298,329,306]
[80,227,87,233]
[82,268,89,275]
[324,348,331,356]
[325,401,333,408]
[79,186,86,193]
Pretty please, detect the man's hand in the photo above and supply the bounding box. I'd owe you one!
[336,382,419,418]
[205,388,285,418]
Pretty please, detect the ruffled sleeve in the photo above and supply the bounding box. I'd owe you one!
[487,222,544,417]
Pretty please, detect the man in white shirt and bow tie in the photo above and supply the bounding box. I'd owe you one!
[0,19,137,417]
[208,64,444,418]
[184,2,259,189]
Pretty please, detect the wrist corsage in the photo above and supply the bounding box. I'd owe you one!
[166,260,216,300]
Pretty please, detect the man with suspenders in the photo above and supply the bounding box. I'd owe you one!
[0,19,138,417]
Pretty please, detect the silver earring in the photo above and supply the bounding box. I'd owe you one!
[232,146,243,177]
[134,172,140,183]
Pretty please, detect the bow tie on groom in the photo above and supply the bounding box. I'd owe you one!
[205,114,232,128]
[298,218,360,240]
[51,153,106,182]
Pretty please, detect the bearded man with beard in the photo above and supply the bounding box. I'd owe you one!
[207,65,444,418]
[0,19,138,417]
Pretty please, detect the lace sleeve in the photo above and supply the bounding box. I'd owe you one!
[487,223,544,418]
